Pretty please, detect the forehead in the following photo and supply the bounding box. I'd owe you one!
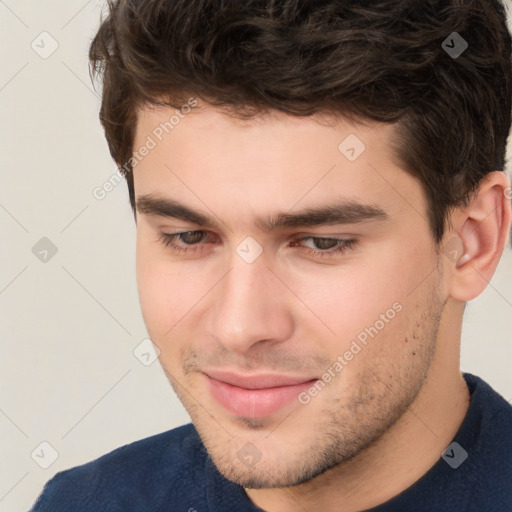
[135,102,394,144]
[132,104,424,231]
[134,103,398,178]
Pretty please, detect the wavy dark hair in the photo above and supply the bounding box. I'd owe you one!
[89,0,511,243]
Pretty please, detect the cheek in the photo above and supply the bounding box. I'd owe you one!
[288,260,406,338]
[135,238,200,339]
[285,246,429,371]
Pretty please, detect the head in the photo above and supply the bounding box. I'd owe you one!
[89,0,511,488]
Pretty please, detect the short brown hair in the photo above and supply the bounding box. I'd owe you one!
[89,0,511,243]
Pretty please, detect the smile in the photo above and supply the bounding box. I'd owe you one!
[203,370,318,418]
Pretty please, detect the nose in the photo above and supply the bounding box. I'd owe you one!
[207,254,295,354]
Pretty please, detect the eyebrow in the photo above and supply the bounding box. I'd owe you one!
[136,194,389,231]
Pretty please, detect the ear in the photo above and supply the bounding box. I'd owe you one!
[444,171,511,302]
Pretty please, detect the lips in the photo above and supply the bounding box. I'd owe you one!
[204,369,315,389]
[203,369,318,418]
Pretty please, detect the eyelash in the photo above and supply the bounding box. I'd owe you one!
[157,231,358,259]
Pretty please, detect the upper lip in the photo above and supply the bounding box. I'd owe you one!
[203,369,317,390]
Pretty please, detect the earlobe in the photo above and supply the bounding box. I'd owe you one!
[447,171,511,302]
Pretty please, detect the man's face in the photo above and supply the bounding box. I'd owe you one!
[133,104,445,488]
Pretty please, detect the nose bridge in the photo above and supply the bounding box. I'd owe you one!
[220,255,271,326]
[209,252,293,351]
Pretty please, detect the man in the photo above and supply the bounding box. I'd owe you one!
[30,0,511,511]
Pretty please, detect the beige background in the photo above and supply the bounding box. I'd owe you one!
[0,2,511,511]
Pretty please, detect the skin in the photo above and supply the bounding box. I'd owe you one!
[133,102,511,512]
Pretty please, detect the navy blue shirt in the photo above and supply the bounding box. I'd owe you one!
[30,373,512,511]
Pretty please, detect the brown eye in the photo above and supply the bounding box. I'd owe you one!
[157,230,217,255]
[307,237,339,250]
[292,236,358,259]
[179,231,207,244]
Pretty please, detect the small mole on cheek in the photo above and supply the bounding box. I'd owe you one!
[412,351,416,356]
[405,337,408,343]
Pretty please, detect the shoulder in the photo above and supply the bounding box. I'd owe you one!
[454,373,512,510]
[462,372,512,433]
[30,423,208,511]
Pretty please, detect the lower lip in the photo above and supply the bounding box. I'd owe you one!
[206,374,317,418]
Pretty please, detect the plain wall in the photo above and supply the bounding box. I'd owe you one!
[0,2,511,511]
